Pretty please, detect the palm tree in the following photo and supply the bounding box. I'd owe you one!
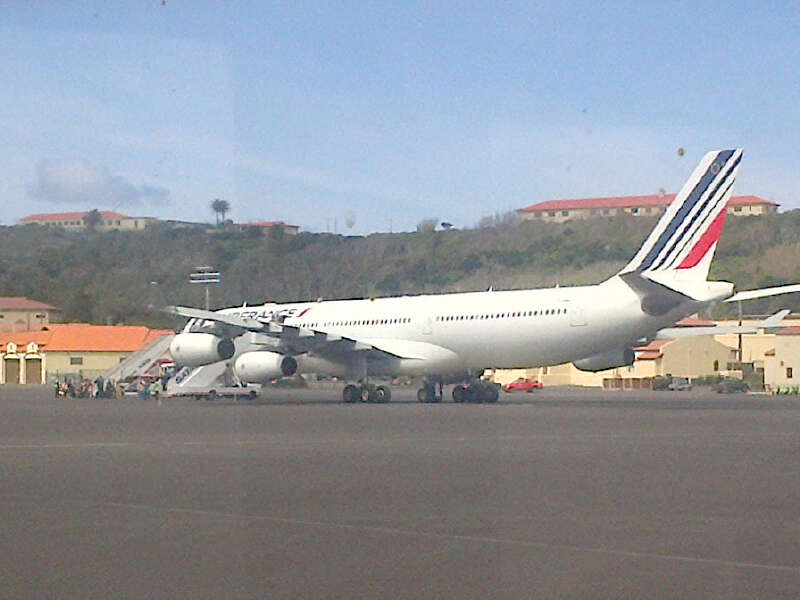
[211,198,231,226]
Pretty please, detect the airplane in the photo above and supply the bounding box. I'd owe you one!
[167,149,800,403]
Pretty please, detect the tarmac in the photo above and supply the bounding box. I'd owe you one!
[2,385,800,599]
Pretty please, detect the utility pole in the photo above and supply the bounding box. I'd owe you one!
[737,299,743,363]
[190,266,220,310]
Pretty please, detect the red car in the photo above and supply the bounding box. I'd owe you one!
[502,378,543,392]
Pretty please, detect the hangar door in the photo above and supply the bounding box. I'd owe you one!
[5,358,20,384]
[25,359,43,384]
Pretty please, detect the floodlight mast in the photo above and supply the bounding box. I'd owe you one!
[190,266,220,310]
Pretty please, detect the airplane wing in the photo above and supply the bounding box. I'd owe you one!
[249,322,463,366]
[163,305,265,331]
[165,305,423,361]
[724,284,800,303]
[655,310,791,339]
[253,322,419,360]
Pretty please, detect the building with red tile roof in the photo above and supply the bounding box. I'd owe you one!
[518,194,778,223]
[764,326,800,390]
[38,324,173,352]
[776,326,800,336]
[633,339,673,360]
[19,211,154,231]
[0,324,173,384]
[674,316,718,328]
[0,297,61,333]
[232,221,300,235]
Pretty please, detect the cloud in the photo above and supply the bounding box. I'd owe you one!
[29,159,169,207]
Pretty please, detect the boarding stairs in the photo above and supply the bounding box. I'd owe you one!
[105,333,175,382]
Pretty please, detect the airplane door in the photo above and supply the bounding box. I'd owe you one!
[570,306,587,327]
[422,315,433,335]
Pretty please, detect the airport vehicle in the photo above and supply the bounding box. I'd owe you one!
[503,378,543,392]
[651,376,671,391]
[713,377,750,394]
[168,386,260,402]
[668,377,692,391]
[167,150,800,403]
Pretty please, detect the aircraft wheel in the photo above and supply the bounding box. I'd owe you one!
[452,385,467,403]
[417,387,432,403]
[484,384,500,403]
[375,385,391,403]
[360,384,376,403]
[343,384,359,403]
[463,384,480,403]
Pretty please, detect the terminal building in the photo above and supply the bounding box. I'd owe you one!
[517,195,779,223]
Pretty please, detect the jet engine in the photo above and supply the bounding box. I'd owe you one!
[234,351,296,383]
[573,347,635,372]
[234,351,349,383]
[169,333,235,367]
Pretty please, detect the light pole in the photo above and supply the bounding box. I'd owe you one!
[737,299,744,364]
[190,266,220,310]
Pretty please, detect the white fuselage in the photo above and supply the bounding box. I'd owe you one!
[174,149,755,381]
[189,275,719,376]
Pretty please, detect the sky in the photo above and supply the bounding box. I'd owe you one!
[1,2,799,234]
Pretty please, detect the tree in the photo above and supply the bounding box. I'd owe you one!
[416,218,438,233]
[211,198,231,226]
[83,209,102,230]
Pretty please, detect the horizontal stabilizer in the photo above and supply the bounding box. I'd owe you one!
[724,284,800,303]
[656,310,791,339]
[656,325,757,339]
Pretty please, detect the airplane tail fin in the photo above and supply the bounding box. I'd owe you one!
[620,149,742,283]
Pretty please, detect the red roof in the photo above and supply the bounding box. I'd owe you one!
[20,210,131,222]
[519,194,778,213]
[675,316,717,327]
[0,330,52,348]
[634,339,673,352]
[241,221,299,228]
[776,326,800,336]
[0,297,61,311]
[635,351,662,360]
[0,324,173,352]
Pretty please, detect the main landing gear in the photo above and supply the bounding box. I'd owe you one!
[417,377,443,403]
[343,383,391,403]
[451,380,500,403]
[416,377,500,403]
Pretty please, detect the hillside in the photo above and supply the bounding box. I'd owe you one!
[2,211,799,329]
